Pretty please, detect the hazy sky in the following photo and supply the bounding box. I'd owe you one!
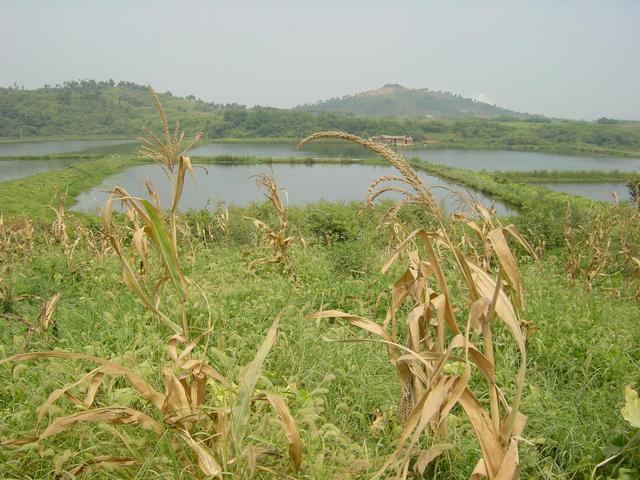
[2,0,639,119]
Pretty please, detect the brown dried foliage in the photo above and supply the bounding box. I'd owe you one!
[0,215,35,261]
[0,293,61,348]
[564,199,640,291]
[301,131,531,479]
[246,174,295,270]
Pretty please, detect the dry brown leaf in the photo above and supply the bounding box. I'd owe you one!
[68,455,137,476]
[39,406,162,440]
[256,393,302,472]
[177,428,222,477]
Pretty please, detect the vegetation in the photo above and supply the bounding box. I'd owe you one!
[294,83,529,118]
[1,94,639,479]
[3,81,640,158]
[245,175,296,271]
[1,191,639,479]
[301,132,535,478]
[489,170,640,184]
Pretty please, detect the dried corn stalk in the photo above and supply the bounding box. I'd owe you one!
[564,203,614,289]
[631,257,640,301]
[216,205,230,238]
[0,293,61,347]
[301,131,529,479]
[47,189,70,255]
[0,215,35,261]
[246,174,295,269]
[2,87,301,478]
[1,319,301,478]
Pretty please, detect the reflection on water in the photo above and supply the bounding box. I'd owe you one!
[0,139,135,157]
[533,182,631,203]
[188,143,640,172]
[0,158,85,182]
[72,163,516,215]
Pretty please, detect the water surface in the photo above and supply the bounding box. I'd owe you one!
[533,182,631,203]
[72,163,515,215]
[0,139,135,157]
[0,158,86,183]
[188,143,640,172]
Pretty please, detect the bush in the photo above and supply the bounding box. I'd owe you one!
[302,204,355,245]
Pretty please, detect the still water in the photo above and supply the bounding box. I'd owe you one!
[188,143,640,172]
[0,158,86,183]
[533,182,631,203]
[72,163,516,215]
[0,139,135,157]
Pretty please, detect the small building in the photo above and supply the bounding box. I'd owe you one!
[370,135,414,146]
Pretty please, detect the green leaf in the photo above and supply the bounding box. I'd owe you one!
[230,318,279,450]
[140,200,188,300]
[622,385,640,428]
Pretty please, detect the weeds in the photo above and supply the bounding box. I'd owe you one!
[0,293,60,349]
[0,215,35,262]
[564,199,640,291]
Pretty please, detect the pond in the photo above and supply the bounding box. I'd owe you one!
[72,162,516,216]
[0,139,135,157]
[533,182,632,203]
[0,158,87,183]
[188,143,640,172]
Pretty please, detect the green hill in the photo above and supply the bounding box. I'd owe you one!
[0,80,224,138]
[295,83,531,119]
[2,81,640,160]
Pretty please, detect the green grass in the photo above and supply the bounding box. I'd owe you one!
[1,152,640,477]
[0,203,638,478]
[493,170,640,184]
[0,156,139,219]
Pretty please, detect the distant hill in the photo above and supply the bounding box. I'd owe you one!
[4,80,640,159]
[295,84,530,119]
[0,80,226,138]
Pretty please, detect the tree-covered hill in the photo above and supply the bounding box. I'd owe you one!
[1,81,640,158]
[294,83,530,119]
[0,80,227,138]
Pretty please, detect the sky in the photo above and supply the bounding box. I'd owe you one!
[1,0,639,120]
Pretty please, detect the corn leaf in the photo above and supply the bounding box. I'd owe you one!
[140,199,188,300]
[231,317,279,449]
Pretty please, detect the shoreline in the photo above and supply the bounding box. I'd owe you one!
[0,135,639,159]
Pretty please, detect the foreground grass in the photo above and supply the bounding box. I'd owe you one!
[0,201,639,478]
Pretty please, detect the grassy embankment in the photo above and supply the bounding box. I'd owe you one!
[492,169,640,183]
[0,156,140,219]
[3,130,640,158]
